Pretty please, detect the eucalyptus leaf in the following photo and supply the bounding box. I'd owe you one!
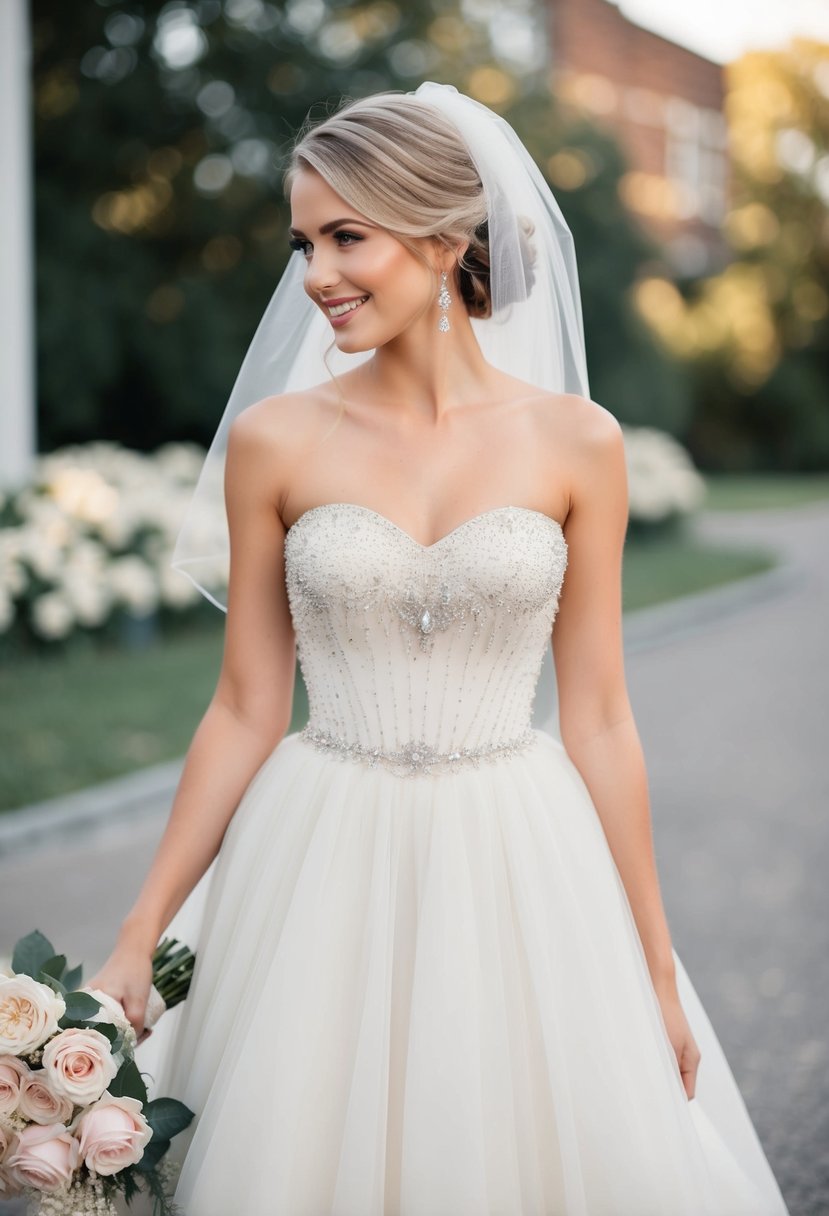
[63,963,83,990]
[38,973,67,997]
[92,1021,119,1045]
[62,991,102,1020]
[39,954,67,981]
[110,1057,148,1104]
[143,1096,195,1141]
[12,930,55,979]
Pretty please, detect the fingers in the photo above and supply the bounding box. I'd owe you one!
[122,997,147,1039]
[681,1043,701,1100]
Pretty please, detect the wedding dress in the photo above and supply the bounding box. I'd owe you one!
[137,501,789,1215]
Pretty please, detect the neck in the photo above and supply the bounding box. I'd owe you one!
[356,307,494,427]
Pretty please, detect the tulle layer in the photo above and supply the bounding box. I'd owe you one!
[137,729,788,1216]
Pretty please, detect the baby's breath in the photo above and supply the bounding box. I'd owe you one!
[24,1172,118,1216]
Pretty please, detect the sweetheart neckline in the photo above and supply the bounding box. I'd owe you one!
[285,502,567,551]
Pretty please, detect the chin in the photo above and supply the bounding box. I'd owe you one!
[333,331,376,354]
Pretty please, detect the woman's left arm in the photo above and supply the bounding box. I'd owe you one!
[551,398,701,1099]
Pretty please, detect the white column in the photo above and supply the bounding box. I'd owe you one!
[0,0,36,491]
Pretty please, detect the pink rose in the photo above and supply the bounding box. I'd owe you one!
[0,976,66,1055]
[41,1027,117,1106]
[0,1054,29,1116]
[18,1071,75,1125]
[72,1093,153,1176]
[5,1122,80,1191]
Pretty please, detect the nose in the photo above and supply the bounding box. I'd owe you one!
[304,245,342,297]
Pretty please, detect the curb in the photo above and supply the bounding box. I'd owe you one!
[0,510,810,860]
[0,758,183,859]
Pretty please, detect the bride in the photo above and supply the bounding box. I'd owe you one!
[87,82,789,1214]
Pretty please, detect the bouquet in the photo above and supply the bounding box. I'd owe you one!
[0,929,196,1215]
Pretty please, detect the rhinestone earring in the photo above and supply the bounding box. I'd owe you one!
[438,270,452,332]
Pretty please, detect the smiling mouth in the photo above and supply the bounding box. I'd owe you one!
[326,295,370,318]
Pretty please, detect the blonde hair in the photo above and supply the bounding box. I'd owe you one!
[283,91,494,319]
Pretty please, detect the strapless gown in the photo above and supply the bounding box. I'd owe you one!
[136,503,789,1215]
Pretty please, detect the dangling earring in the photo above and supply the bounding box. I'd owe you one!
[438,270,452,333]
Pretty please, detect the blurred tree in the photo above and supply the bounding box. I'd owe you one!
[633,38,829,470]
[504,91,693,433]
[32,0,686,451]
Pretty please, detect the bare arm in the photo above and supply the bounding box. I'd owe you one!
[552,399,700,1096]
[87,403,296,1030]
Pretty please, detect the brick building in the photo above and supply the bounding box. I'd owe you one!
[548,0,731,274]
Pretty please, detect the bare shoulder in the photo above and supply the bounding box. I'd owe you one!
[528,390,620,442]
[530,391,623,467]
[225,385,339,509]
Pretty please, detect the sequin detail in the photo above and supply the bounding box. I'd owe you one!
[300,723,537,777]
[284,502,568,779]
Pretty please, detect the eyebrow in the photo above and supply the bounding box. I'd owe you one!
[288,218,375,237]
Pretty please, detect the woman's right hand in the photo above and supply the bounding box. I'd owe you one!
[85,945,155,1046]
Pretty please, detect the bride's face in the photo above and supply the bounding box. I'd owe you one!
[289,167,443,351]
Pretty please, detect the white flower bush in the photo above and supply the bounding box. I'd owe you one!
[621,425,706,525]
[0,430,705,645]
[0,441,225,644]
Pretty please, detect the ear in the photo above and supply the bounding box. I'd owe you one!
[430,237,468,276]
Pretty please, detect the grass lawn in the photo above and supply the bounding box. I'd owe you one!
[0,528,777,812]
[703,472,829,510]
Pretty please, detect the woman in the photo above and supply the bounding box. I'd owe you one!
[87,82,789,1214]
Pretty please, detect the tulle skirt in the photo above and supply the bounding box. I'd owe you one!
[136,728,789,1215]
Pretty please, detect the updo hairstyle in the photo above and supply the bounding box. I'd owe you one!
[284,92,536,319]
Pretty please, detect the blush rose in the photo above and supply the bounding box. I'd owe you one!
[0,976,66,1056]
[17,1072,75,1125]
[41,1027,117,1106]
[72,1093,153,1175]
[5,1122,80,1191]
[0,1054,29,1117]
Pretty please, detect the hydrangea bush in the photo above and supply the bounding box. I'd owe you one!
[621,424,706,530]
[0,442,226,648]
[0,430,705,647]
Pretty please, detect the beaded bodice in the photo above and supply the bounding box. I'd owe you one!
[284,503,568,777]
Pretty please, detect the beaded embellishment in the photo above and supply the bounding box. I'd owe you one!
[300,723,537,778]
[284,502,568,779]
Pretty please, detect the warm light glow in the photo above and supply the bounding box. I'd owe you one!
[466,67,516,108]
[546,150,594,190]
[91,179,173,234]
[724,202,781,248]
[618,171,681,219]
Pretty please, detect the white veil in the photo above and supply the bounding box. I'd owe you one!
[170,80,591,736]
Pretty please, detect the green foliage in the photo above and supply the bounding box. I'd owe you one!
[31,0,478,451]
[110,1056,149,1104]
[143,1097,196,1142]
[682,43,829,470]
[32,0,689,455]
[503,94,693,433]
[12,928,57,978]
[60,990,104,1021]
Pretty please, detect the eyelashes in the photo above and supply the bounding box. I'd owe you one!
[288,230,363,255]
